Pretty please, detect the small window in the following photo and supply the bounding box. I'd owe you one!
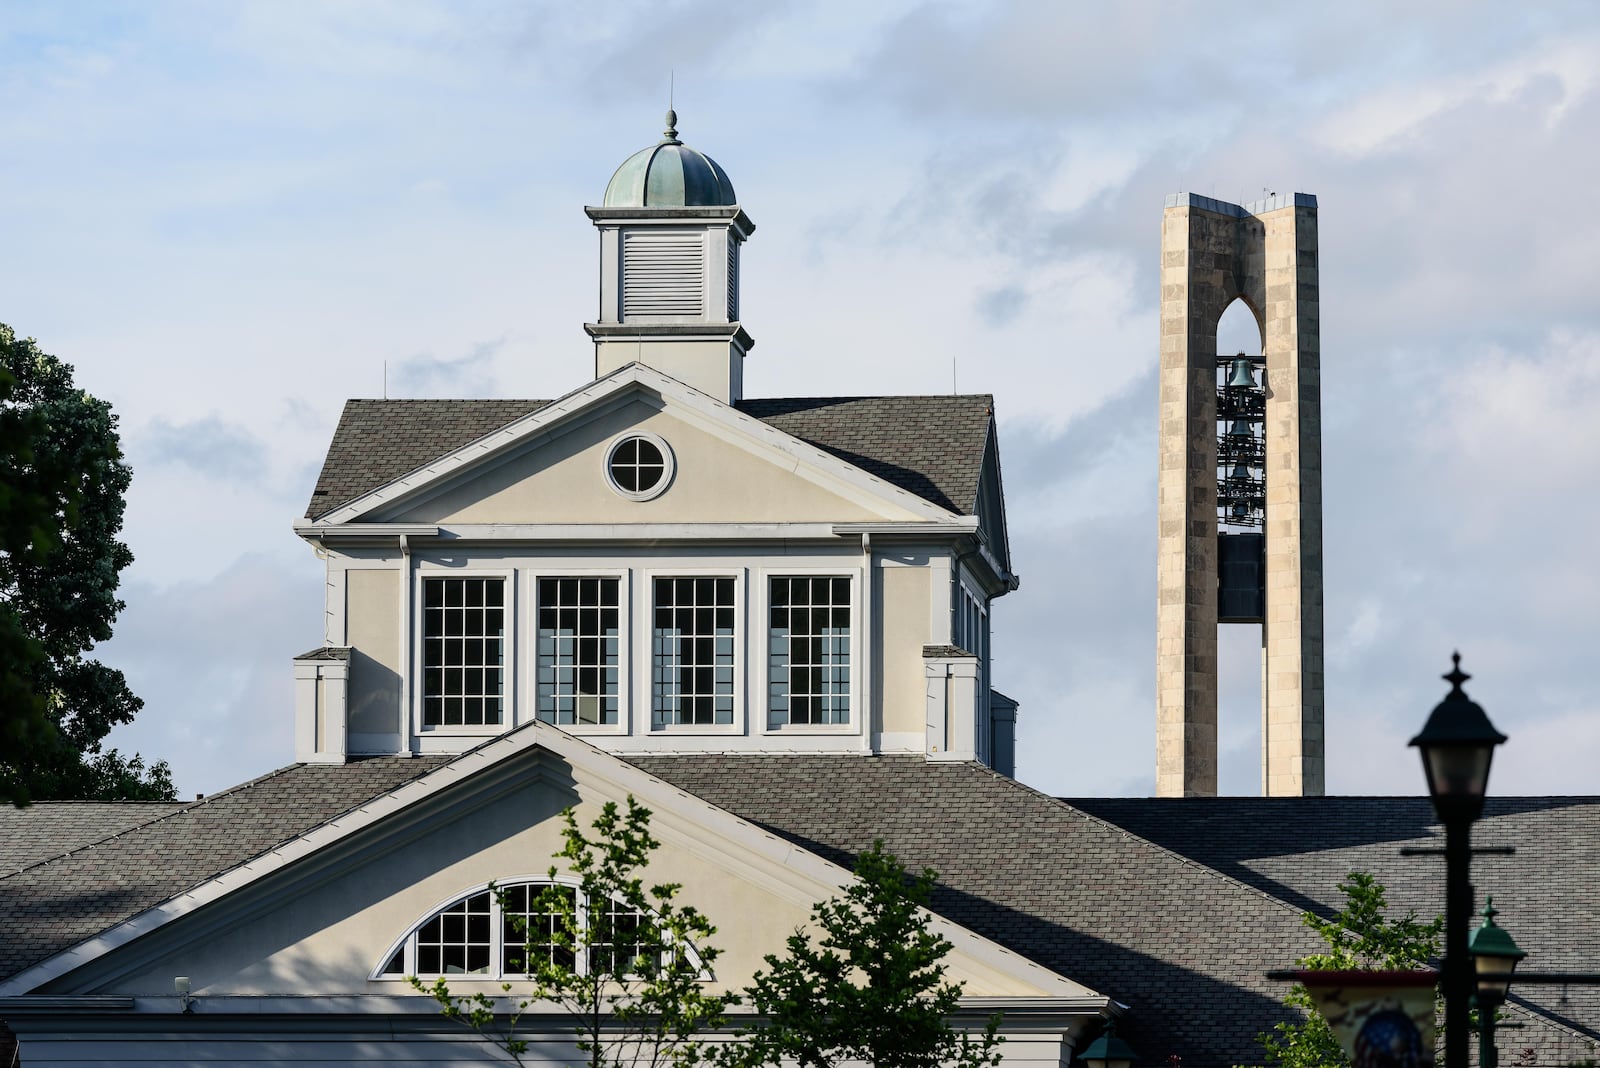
[769,577,851,726]
[422,577,506,727]
[606,434,674,501]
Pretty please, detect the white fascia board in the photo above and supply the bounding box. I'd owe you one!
[1,717,1096,1002]
[832,520,979,537]
[430,523,847,542]
[316,363,962,528]
[293,523,440,540]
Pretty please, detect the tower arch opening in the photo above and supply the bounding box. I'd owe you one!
[1215,297,1265,794]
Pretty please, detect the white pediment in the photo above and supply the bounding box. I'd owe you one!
[318,365,958,530]
[16,725,1098,1007]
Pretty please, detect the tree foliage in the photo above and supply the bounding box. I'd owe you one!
[415,796,731,1068]
[0,323,171,805]
[721,840,1002,1068]
[1256,871,1443,1068]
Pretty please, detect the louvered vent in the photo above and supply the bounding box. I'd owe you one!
[623,231,703,318]
[727,239,739,320]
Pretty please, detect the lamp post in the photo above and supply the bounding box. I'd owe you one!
[1469,898,1525,1068]
[1409,653,1507,1068]
[1078,1020,1138,1068]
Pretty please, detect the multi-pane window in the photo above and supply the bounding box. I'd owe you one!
[652,577,735,727]
[422,577,505,727]
[380,882,684,981]
[536,577,620,725]
[415,890,493,975]
[500,883,577,974]
[768,577,851,725]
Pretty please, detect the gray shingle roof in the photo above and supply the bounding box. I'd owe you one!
[1069,795,1600,1064]
[0,757,449,983]
[0,802,182,877]
[305,395,994,520]
[12,750,1590,1066]
[631,755,1324,1067]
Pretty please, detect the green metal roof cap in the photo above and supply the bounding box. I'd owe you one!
[603,110,737,208]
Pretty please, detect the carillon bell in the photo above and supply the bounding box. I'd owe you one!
[1229,462,1252,482]
[1226,419,1253,440]
[1230,501,1250,520]
[1228,356,1256,390]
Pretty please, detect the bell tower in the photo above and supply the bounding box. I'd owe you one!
[1156,192,1325,797]
[585,110,755,404]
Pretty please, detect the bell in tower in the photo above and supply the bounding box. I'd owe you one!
[585,110,755,404]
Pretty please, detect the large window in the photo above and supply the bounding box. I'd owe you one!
[768,576,851,726]
[652,577,736,727]
[536,577,620,726]
[377,881,674,980]
[422,577,505,727]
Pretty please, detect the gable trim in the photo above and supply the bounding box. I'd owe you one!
[311,364,961,528]
[2,723,1094,1001]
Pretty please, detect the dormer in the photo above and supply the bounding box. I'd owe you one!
[584,110,755,404]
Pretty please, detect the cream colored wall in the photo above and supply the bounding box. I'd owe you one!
[389,401,917,526]
[877,563,932,737]
[346,569,401,734]
[88,760,1063,1000]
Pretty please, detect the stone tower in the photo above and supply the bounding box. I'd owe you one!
[1156,192,1324,798]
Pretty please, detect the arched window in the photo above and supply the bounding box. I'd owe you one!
[373,879,701,981]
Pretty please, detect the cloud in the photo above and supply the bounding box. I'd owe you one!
[137,415,268,480]
[100,551,321,798]
[388,337,504,398]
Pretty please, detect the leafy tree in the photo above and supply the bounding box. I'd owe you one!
[721,840,1003,1068]
[415,795,731,1068]
[0,323,172,806]
[1256,871,1443,1068]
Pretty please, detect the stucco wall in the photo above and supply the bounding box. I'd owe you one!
[877,561,931,739]
[346,568,401,735]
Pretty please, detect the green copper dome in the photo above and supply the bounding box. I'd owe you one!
[603,110,737,208]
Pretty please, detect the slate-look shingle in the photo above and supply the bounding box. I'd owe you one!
[304,395,995,520]
[0,757,449,982]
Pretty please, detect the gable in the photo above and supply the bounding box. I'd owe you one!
[13,732,1094,1007]
[375,396,930,527]
[306,391,998,523]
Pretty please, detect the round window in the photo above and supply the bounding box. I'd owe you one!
[605,434,674,501]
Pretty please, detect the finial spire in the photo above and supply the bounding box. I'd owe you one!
[1444,651,1470,695]
[663,108,679,143]
[663,71,678,142]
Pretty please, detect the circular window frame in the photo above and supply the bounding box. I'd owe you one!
[604,432,675,502]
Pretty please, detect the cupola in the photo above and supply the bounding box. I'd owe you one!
[584,111,755,404]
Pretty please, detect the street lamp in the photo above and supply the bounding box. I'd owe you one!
[1078,1020,1138,1068]
[1469,897,1525,1068]
[1410,653,1507,1068]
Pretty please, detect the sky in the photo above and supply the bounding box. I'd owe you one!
[3,0,1598,800]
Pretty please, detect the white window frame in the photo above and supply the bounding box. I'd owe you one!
[412,568,516,737]
[757,566,863,736]
[526,568,631,736]
[639,567,745,735]
[604,432,676,503]
[370,875,707,982]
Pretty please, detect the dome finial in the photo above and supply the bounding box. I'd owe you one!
[663,108,679,143]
